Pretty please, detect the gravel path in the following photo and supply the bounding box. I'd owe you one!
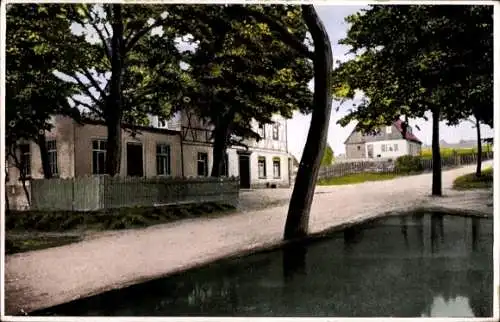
[4,162,493,315]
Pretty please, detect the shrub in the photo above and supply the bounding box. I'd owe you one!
[395,155,424,174]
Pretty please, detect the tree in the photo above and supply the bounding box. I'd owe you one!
[321,144,334,167]
[226,5,333,239]
[54,4,190,176]
[283,5,333,240]
[6,4,82,185]
[332,5,493,196]
[168,5,314,177]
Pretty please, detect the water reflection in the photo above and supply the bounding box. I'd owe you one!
[422,296,474,317]
[35,213,493,317]
[282,243,307,282]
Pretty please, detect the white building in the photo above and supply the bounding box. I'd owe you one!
[344,120,423,160]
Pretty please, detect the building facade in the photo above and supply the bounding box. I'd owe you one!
[6,112,293,208]
[344,120,422,160]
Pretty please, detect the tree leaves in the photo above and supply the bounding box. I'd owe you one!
[332,5,493,131]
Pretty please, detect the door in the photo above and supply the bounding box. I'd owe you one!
[126,143,144,177]
[367,144,374,158]
[238,154,251,189]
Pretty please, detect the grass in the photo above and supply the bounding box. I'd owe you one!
[317,172,400,186]
[452,167,493,190]
[6,235,82,255]
[420,146,491,159]
[5,202,236,255]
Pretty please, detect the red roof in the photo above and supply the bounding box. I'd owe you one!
[394,120,422,144]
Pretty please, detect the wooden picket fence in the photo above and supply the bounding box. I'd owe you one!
[318,151,493,180]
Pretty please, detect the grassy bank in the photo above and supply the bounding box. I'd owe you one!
[452,167,493,190]
[6,202,236,255]
[317,172,400,186]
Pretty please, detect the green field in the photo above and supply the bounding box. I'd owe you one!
[420,146,491,159]
[317,172,400,186]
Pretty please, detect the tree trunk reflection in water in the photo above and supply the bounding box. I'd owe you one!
[400,216,409,246]
[431,214,444,253]
[471,217,479,252]
[414,214,425,254]
[282,243,308,283]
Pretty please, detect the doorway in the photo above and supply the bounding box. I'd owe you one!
[126,143,144,177]
[238,153,251,189]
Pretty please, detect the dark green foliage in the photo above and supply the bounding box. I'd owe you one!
[395,155,424,174]
[168,5,314,176]
[6,4,83,179]
[321,144,334,166]
[332,5,493,196]
[5,236,82,255]
[5,203,236,232]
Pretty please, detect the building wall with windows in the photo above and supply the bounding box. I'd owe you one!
[248,149,290,188]
[365,139,409,159]
[72,121,182,177]
[6,111,292,209]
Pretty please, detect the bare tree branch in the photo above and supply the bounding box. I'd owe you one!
[81,69,108,100]
[82,6,112,61]
[124,16,169,53]
[71,98,104,117]
[66,73,103,107]
[227,5,315,60]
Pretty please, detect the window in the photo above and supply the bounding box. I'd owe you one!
[258,123,266,139]
[273,158,281,178]
[386,126,392,134]
[197,152,208,177]
[272,124,279,140]
[381,144,386,152]
[47,140,58,176]
[388,145,393,152]
[258,157,266,178]
[92,139,107,175]
[156,144,171,176]
[19,143,31,178]
[394,143,399,152]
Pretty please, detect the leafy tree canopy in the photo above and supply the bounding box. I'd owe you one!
[6,4,82,147]
[332,5,493,132]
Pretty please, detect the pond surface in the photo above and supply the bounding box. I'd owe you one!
[35,212,493,317]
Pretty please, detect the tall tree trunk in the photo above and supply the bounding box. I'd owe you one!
[431,107,442,196]
[105,4,124,177]
[475,117,482,177]
[5,165,10,213]
[211,113,233,177]
[284,6,333,240]
[8,147,31,206]
[37,134,53,179]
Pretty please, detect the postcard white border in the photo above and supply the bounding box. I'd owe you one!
[0,0,498,322]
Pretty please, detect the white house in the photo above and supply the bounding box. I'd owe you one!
[344,120,423,160]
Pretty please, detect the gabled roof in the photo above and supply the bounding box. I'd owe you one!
[393,120,422,144]
[344,119,422,145]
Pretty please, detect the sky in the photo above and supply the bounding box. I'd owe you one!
[286,5,495,160]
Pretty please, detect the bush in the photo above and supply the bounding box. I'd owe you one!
[395,155,424,174]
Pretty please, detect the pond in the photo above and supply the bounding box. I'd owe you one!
[34,212,493,317]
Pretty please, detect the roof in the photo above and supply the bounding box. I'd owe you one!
[74,116,181,137]
[393,120,422,144]
[344,119,423,145]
